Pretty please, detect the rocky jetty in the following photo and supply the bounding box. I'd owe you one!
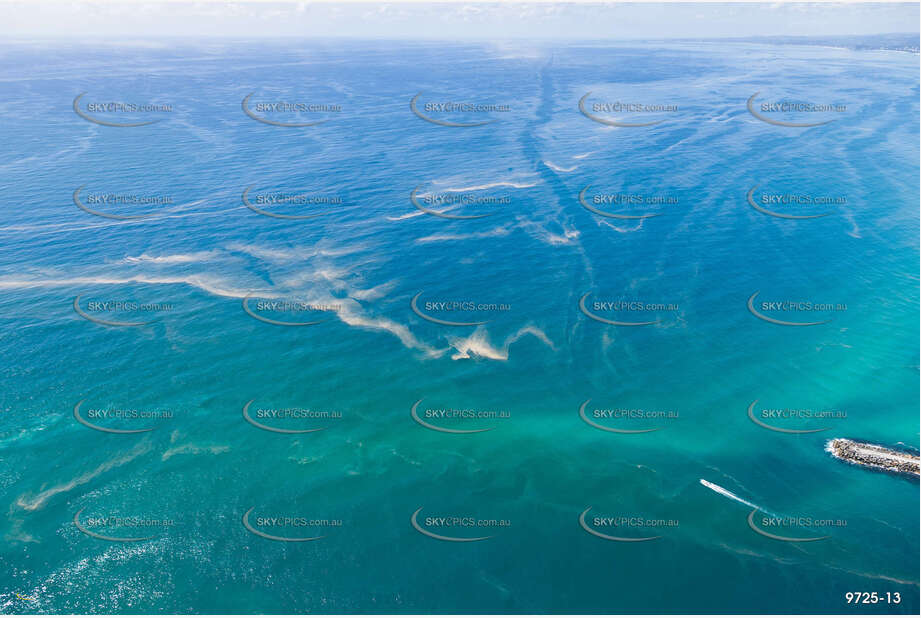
[827,438,920,477]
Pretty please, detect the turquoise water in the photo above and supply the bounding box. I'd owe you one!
[0,39,918,613]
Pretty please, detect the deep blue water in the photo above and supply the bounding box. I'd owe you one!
[0,39,918,614]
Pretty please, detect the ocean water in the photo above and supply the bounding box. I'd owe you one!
[0,39,918,614]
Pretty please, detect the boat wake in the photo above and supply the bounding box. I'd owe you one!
[699,479,772,514]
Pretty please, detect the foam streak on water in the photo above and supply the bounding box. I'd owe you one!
[700,479,763,511]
